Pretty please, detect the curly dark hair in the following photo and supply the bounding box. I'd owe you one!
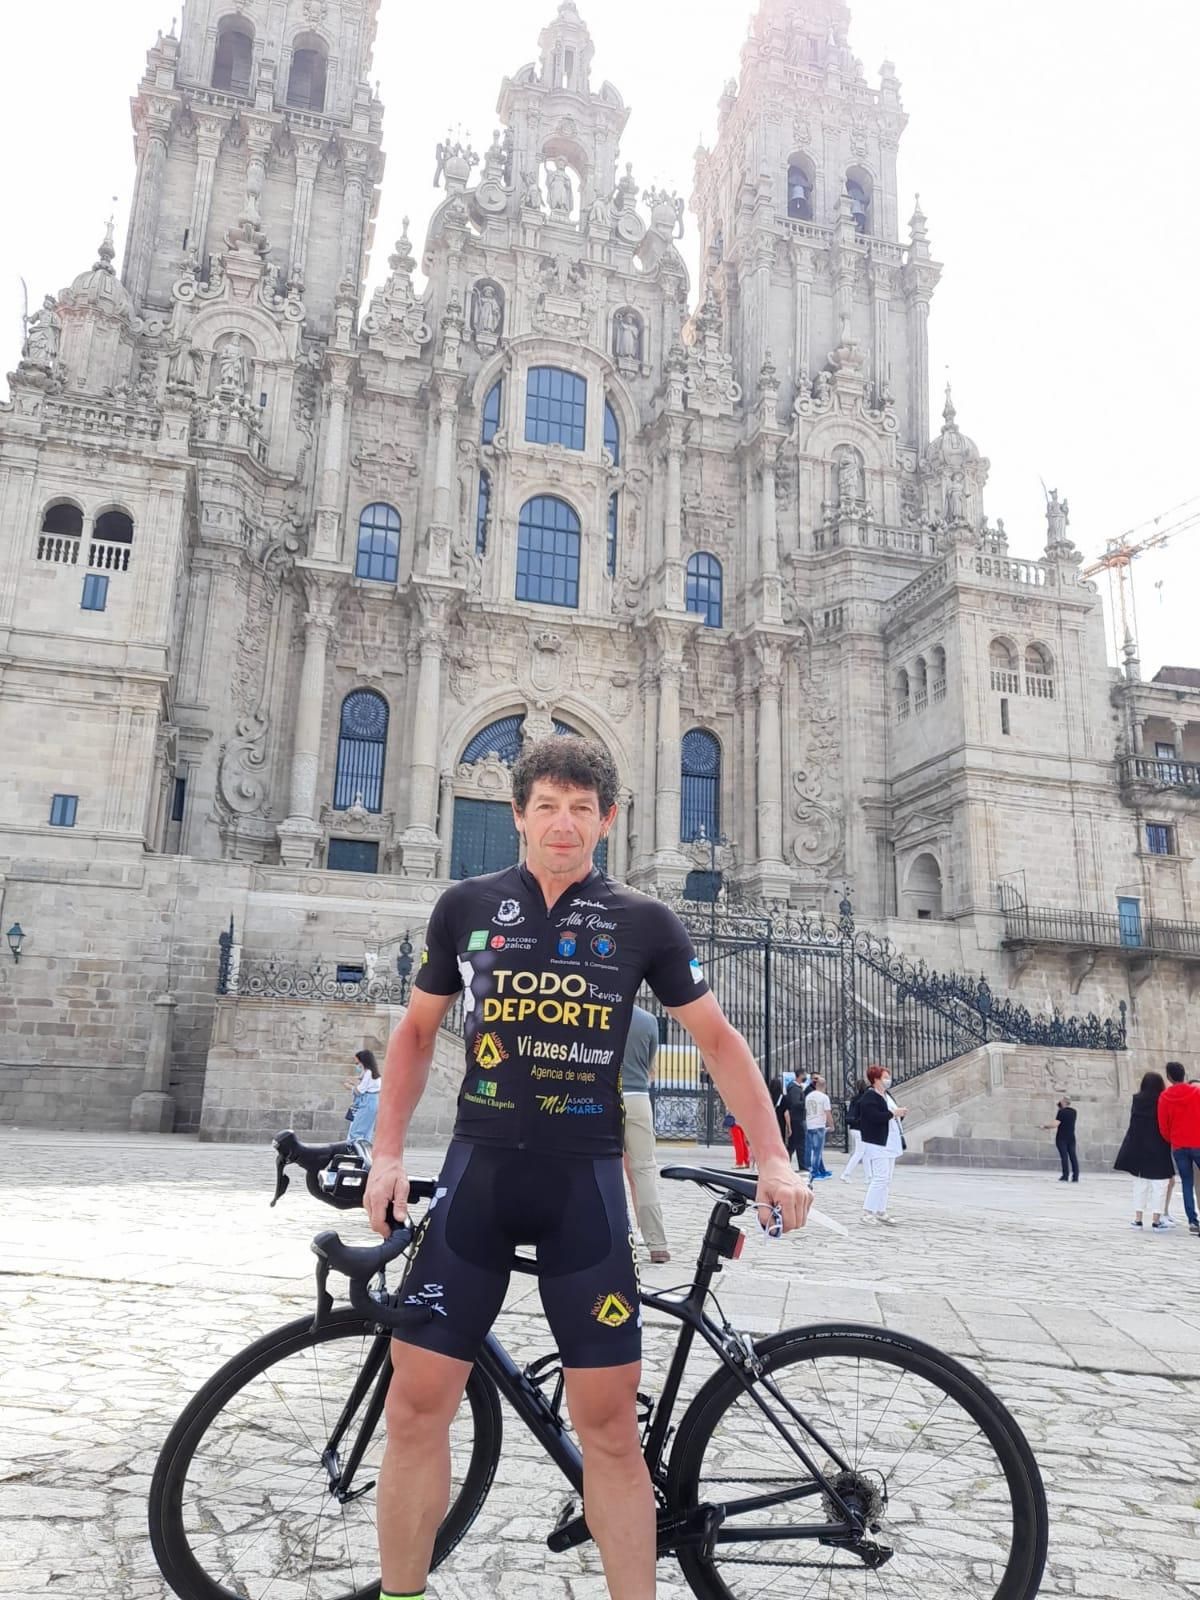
[511,735,618,814]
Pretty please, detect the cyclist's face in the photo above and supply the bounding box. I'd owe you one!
[516,780,617,878]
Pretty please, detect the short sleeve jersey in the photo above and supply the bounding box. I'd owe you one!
[414,864,708,1156]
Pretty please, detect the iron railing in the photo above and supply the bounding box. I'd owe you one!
[999,882,1200,958]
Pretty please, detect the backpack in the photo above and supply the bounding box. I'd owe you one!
[845,1093,863,1130]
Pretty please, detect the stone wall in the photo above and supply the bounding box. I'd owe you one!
[899,1042,1135,1170]
[198,995,463,1145]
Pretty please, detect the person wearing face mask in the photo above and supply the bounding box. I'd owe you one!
[858,1063,907,1226]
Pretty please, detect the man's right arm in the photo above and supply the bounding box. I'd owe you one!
[364,988,455,1235]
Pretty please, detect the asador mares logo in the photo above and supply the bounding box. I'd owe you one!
[473,1032,509,1068]
[592,1290,635,1328]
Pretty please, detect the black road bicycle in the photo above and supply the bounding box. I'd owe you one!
[149,1133,1049,1600]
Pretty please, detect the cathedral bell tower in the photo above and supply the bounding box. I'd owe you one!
[122,1,384,332]
[692,0,941,450]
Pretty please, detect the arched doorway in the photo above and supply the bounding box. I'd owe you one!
[902,852,944,920]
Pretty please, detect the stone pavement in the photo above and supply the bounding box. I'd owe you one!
[1,1129,1198,1598]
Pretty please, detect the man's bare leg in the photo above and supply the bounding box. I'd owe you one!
[377,1342,473,1593]
[565,1362,655,1599]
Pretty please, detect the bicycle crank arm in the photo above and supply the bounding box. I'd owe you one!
[546,1502,723,1558]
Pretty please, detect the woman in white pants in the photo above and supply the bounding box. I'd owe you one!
[1113,1071,1175,1231]
[857,1064,906,1225]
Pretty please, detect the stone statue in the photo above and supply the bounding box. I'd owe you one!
[878,380,894,411]
[1046,487,1070,542]
[837,452,859,504]
[521,167,543,210]
[546,158,574,218]
[812,368,830,403]
[945,472,965,523]
[587,190,612,235]
[166,336,201,390]
[474,283,502,338]
[614,309,640,361]
[23,295,61,368]
[616,161,639,212]
[218,333,248,392]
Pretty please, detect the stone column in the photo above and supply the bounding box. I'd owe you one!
[906,294,931,450]
[611,786,632,882]
[662,432,685,609]
[312,355,354,562]
[341,144,371,290]
[654,655,683,856]
[398,588,452,877]
[125,102,173,305]
[188,116,224,272]
[755,640,786,866]
[277,602,334,867]
[426,375,461,579]
[130,992,178,1133]
[288,138,324,284]
[436,771,455,877]
[870,261,894,405]
[791,244,813,397]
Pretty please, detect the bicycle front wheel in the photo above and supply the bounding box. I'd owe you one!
[149,1308,502,1600]
[668,1323,1048,1600]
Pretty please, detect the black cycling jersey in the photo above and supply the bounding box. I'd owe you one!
[414,863,709,1157]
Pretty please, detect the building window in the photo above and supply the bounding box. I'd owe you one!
[1146,823,1175,856]
[525,367,587,451]
[49,793,78,828]
[607,492,618,577]
[286,39,327,111]
[451,796,521,880]
[81,574,109,611]
[1000,697,1011,736]
[462,715,525,767]
[989,637,1020,695]
[1155,742,1177,760]
[333,690,389,812]
[604,400,621,465]
[335,963,367,984]
[212,24,254,94]
[895,668,910,722]
[171,777,187,824]
[481,379,502,444]
[475,471,492,556]
[516,495,580,608]
[354,502,400,583]
[327,839,380,875]
[1024,643,1055,699]
[786,160,814,221]
[686,552,723,628]
[846,174,871,234]
[681,728,721,843]
[684,868,721,903]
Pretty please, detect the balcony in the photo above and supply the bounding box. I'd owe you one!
[1122,756,1200,791]
[1000,897,1200,960]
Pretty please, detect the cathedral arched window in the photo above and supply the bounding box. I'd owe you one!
[41,502,83,538]
[516,495,580,608]
[686,552,723,629]
[462,715,525,767]
[607,492,619,578]
[604,400,621,465]
[481,379,502,445]
[1025,643,1055,699]
[787,157,814,221]
[989,637,1020,694]
[333,690,389,812]
[213,19,254,95]
[354,503,400,583]
[525,367,587,451]
[287,35,328,112]
[846,172,872,235]
[895,668,910,721]
[681,729,721,844]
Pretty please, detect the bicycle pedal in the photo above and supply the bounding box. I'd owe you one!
[552,1497,578,1533]
[546,1500,590,1552]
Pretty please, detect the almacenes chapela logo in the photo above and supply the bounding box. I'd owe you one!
[473,1032,508,1069]
[475,1077,497,1098]
[592,1290,634,1328]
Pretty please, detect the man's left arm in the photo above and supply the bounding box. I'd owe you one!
[667,992,811,1232]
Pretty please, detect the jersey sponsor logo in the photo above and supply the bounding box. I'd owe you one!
[589,986,621,1003]
[590,934,616,959]
[494,898,524,926]
[557,932,577,958]
[483,969,613,1029]
[517,1037,615,1065]
[466,929,489,952]
[690,956,705,984]
[465,1087,516,1110]
[558,911,618,932]
[403,1281,449,1319]
[475,1076,498,1098]
[473,1031,508,1068]
[592,1290,634,1328]
[569,898,608,911]
[537,1094,604,1116]
[489,934,506,950]
[420,947,430,965]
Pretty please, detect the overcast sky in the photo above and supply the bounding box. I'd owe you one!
[3,0,1197,677]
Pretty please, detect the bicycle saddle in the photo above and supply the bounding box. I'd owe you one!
[661,1165,758,1202]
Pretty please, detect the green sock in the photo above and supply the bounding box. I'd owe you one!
[379,1592,424,1599]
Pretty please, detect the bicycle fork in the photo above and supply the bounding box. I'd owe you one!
[317,1333,393,1503]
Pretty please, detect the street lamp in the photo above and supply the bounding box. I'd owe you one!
[6,923,25,963]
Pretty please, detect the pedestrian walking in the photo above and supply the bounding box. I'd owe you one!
[725,1114,752,1170]
[768,1075,789,1149]
[1157,1061,1200,1236]
[620,1004,670,1263]
[1114,1072,1175,1231]
[859,1064,906,1226]
[841,1075,869,1183]
[804,1074,834,1179]
[784,1072,812,1171]
[1043,1096,1079,1182]
[345,1048,381,1147]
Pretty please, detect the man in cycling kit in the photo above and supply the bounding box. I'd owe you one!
[365,736,811,1600]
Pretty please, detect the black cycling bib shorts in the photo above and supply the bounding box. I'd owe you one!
[395,864,709,1369]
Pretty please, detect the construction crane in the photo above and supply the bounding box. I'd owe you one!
[1081,495,1200,671]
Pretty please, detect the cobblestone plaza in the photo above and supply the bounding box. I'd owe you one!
[2,1131,1198,1598]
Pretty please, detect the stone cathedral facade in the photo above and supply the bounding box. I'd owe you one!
[2,0,1198,1133]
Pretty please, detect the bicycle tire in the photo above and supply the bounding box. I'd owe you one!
[149,1308,502,1600]
[667,1322,1048,1600]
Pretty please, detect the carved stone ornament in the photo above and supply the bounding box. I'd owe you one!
[455,752,513,797]
[683,287,741,419]
[319,802,394,840]
[362,222,432,360]
[470,280,505,351]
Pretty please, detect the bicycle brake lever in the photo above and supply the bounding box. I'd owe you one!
[270,1155,290,1208]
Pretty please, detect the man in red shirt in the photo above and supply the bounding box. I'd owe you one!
[1157,1061,1200,1236]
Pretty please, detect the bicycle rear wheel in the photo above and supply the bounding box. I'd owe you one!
[149,1308,502,1600]
[667,1323,1048,1600]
